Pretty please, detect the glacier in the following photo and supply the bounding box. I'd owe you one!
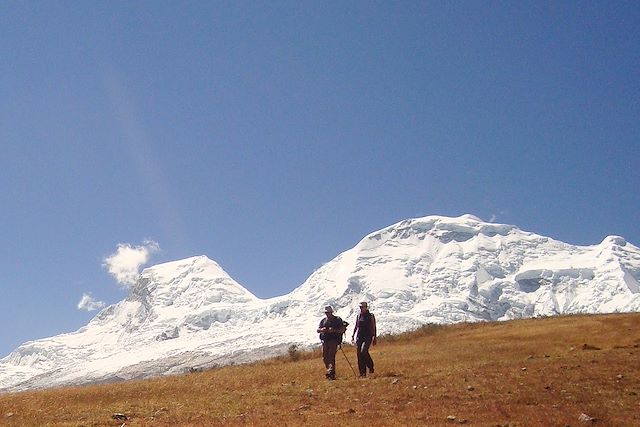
[1,214,639,392]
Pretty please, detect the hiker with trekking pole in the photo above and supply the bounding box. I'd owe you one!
[352,301,377,377]
[317,305,347,380]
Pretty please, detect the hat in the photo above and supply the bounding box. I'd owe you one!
[359,301,368,308]
[324,305,334,313]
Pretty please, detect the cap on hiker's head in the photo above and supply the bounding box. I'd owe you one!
[359,301,368,308]
[324,305,334,313]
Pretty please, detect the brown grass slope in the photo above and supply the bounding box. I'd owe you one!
[1,313,639,426]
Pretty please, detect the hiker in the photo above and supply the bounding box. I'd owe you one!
[351,301,377,377]
[317,305,346,380]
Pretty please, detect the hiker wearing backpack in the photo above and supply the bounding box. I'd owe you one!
[317,305,346,380]
[351,301,377,377]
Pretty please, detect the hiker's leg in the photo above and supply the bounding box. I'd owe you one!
[361,337,374,373]
[326,340,338,379]
[356,338,367,376]
[322,341,332,374]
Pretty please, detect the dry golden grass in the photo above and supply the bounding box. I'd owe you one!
[1,313,639,426]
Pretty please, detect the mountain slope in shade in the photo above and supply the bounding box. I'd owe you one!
[2,215,639,391]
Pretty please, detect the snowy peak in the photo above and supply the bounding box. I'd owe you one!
[292,215,519,304]
[356,214,517,249]
[292,214,640,331]
[85,255,260,344]
[130,255,258,307]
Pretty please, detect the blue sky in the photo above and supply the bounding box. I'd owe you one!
[1,2,638,357]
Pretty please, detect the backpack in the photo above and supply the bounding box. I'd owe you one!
[319,317,349,344]
[339,320,349,345]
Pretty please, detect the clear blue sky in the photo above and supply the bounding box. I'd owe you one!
[1,2,638,357]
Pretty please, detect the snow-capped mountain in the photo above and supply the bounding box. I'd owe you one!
[2,214,639,392]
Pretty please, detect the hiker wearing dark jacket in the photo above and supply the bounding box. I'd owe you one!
[317,305,346,380]
[351,301,377,377]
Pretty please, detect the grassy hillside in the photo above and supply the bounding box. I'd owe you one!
[1,313,639,426]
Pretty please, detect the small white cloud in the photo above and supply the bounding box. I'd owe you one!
[103,240,160,287]
[490,214,497,222]
[77,293,106,311]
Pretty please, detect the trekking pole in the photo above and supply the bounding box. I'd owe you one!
[339,344,358,378]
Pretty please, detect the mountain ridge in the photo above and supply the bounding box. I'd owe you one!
[1,214,639,392]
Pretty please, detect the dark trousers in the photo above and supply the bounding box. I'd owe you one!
[322,340,339,378]
[356,336,374,376]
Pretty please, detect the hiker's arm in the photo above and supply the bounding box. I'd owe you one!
[317,321,326,334]
[351,317,358,340]
[371,314,377,345]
